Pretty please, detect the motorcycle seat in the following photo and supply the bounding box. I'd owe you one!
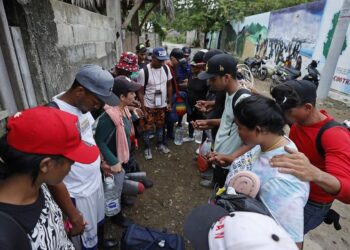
[284,67,301,76]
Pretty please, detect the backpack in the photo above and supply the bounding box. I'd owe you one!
[315,120,350,157]
[0,211,32,249]
[121,223,185,250]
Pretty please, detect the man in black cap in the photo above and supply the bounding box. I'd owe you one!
[270,80,350,235]
[192,54,252,188]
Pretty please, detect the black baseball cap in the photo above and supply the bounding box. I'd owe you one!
[191,50,207,66]
[271,80,317,110]
[182,47,191,56]
[203,49,224,63]
[112,76,142,96]
[136,43,147,53]
[170,48,184,61]
[198,54,238,80]
[184,204,228,250]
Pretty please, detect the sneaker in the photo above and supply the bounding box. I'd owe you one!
[200,168,213,180]
[200,179,214,189]
[183,136,194,142]
[156,144,170,154]
[144,148,152,160]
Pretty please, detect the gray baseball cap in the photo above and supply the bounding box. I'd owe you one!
[75,64,119,106]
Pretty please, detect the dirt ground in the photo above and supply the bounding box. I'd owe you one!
[106,78,350,250]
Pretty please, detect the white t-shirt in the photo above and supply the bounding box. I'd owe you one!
[137,64,172,108]
[225,139,310,243]
[214,91,250,156]
[53,95,102,198]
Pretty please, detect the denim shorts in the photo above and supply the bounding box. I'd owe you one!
[304,200,332,234]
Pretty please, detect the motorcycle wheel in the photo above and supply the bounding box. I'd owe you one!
[258,69,268,81]
[251,65,259,77]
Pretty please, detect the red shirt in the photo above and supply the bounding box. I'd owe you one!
[289,110,350,204]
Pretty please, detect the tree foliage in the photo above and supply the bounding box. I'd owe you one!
[164,0,316,34]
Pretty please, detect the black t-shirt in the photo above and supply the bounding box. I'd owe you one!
[0,188,45,233]
[187,75,209,107]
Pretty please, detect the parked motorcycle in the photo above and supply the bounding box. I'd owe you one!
[271,66,301,87]
[244,57,267,81]
[302,60,320,87]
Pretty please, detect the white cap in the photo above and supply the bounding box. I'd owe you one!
[208,212,298,250]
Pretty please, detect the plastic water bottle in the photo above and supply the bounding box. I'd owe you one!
[194,129,203,144]
[122,179,145,196]
[174,126,183,145]
[200,138,212,156]
[104,174,122,217]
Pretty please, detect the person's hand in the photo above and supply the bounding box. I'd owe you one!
[111,162,123,173]
[69,211,87,236]
[132,100,141,108]
[101,160,113,176]
[195,100,213,113]
[181,79,188,88]
[167,103,172,112]
[269,146,321,182]
[191,120,210,130]
[208,153,233,167]
[133,108,144,118]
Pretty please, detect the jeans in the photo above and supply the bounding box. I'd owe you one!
[304,200,332,234]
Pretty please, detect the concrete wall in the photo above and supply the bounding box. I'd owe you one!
[17,0,120,103]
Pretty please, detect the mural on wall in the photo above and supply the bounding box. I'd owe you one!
[229,12,270,59]
[266,0,326,70]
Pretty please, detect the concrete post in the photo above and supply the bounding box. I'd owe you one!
[317,0,350,99]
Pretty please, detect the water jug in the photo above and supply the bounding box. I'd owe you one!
[174,126,183,145]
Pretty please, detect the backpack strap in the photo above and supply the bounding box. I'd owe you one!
[315,120,343,157]
[46,101,60,109]
[0,211,32,249]
[143,65,168,92]
[232,88,250,109]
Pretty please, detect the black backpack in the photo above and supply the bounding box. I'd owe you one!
[315,120,350,157]
[121,224,184,250]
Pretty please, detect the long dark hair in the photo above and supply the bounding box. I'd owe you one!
[0,135,64,184]
[234,94,286,135]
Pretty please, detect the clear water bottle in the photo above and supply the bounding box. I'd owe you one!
[174,126,183,145]
[200,138,212,156]
[194,129,203,144]
[104,174,122,217]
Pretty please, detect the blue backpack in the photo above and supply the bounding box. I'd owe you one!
[121,224,185,250]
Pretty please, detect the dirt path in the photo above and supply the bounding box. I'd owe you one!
[107,78,350,250]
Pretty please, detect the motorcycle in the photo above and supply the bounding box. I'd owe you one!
[271,66,301,87]
[302,60,320,87]
[244,57,268,81]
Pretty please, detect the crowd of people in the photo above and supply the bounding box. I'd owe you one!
[0,42,349,250]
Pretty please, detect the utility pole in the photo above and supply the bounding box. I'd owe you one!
[317,0,350,99]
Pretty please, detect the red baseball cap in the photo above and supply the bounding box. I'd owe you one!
[6,106,100,164]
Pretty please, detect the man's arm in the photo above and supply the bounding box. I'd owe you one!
[137,89,146,111]
[208,145,254,166]
[48,183,86,235]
